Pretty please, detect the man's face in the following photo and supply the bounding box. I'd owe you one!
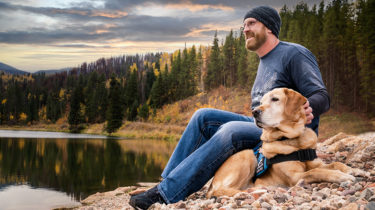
[243,18,268,51]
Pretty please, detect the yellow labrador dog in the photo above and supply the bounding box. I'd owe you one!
[207,88,360,198]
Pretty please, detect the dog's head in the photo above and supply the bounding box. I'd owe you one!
[252,88,307,130]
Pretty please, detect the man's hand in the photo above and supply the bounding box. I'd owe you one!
[303,101,314,125]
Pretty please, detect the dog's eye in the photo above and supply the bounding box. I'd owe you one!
[271,97,279,102]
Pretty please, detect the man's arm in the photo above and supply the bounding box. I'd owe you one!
[303,89,330,124]
[308,89,330,117]
[289,50,330,123]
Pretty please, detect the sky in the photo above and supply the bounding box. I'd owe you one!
[0,0,326,72]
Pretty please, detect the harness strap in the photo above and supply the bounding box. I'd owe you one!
[268,148,317,164]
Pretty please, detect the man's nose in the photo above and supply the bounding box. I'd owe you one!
[252,109,261,118]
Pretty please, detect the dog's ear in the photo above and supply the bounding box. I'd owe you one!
[283,88,307,120]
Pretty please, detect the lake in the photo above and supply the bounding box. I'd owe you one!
[0,130,177,210]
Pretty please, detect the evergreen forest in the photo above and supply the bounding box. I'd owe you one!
[0,0,374,133]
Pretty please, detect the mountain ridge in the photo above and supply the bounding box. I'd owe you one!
[0,62,71,75]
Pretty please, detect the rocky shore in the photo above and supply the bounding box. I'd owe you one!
[76,132,375,210]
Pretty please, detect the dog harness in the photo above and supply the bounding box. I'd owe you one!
[252,139,318,180]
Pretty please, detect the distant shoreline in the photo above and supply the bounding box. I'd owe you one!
[0,122,183,141]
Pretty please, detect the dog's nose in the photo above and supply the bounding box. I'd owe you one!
[252,109,261,118]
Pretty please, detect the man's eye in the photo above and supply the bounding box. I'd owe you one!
[271,97,279,102]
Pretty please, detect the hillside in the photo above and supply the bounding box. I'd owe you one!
[1,86,374,141]
[140,86,375,141]
[0,62,28,75]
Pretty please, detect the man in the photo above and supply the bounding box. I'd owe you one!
[130,5,329,209]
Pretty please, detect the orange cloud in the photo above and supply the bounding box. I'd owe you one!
[165,1,234,12]
[184,21,240,37]
[91,10,128,18]
[50,8,128,18]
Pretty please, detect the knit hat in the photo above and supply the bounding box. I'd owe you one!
[243,6,281,38]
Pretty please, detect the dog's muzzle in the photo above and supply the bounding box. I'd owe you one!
[252,109,263,128]
[252,109,261,118]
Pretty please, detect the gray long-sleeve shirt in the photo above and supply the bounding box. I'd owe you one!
[251,41,330,134]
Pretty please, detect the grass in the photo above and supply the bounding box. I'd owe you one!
[319,110,375,140]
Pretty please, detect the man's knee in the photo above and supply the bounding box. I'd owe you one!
[217,121,261,149]
[191,108,216,122]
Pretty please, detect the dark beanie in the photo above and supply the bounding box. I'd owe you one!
[243,6,281,38]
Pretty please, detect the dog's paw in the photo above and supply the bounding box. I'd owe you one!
[339,173,356,183]
[260,148,276,159]
[350,168,371,178]
[295,179,306,187]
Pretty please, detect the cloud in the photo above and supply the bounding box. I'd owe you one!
[0,0,331,71]
[49,44,113,48]
[164,2,234,12]
[0,1,128,20]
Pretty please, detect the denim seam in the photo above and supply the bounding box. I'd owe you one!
[170,144,235,202]
[158,184,171,204]
[191,121,222,153]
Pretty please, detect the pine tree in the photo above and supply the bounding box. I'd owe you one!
[237,35,249,87]
[145,63,156,100]
[97,73,108,122]
[127,100,139,121]
[356,0,375,112]
[205,31,221,90]
[189,45,199,95]
[106,76,124,133]
[223,30,236,87]
[68,85,84,132]
[149,70,163,108]
[138,103,149,121]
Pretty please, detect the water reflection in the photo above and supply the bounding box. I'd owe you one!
[0,137,177,202]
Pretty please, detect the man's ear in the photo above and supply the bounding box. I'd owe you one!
[283,88,307,120]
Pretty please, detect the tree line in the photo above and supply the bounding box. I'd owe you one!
[0,0,374,133]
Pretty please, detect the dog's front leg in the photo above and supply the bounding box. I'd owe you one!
[207,150,257,198]
[290,168,355,186]
[313,161,370,178]
[261,142,300,158]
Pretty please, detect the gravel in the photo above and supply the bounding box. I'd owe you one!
[74,132,375,210]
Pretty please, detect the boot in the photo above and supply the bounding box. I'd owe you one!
[129,185,166,209]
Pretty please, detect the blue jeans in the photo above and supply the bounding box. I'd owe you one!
[157,108,262,203]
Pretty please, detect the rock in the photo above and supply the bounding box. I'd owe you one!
[240,198,255,206]
[128,188,148,195]
[251,200,261,208]
[293,196,306,205]
[273,192,288,203]
[261,202,272,209]
[233,192,251,200]
[331,183,340,189]
[360,188,374,201]
[369,196,375,202]
[298,203,312,209]
[349,196,358,202]
[331,198,346,208]
[342,189,356,196]
[81,192,104,205]
[341,203,359,210]
[318,183,329,189]
[175,201,186,209]
[365,202,375,210]
[71,131,375,210]
[341,181,352,188]
[250,189,267,200]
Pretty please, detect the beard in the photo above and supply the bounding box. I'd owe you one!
[245,27,267,51]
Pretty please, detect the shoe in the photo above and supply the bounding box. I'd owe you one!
[129,185,166,209]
